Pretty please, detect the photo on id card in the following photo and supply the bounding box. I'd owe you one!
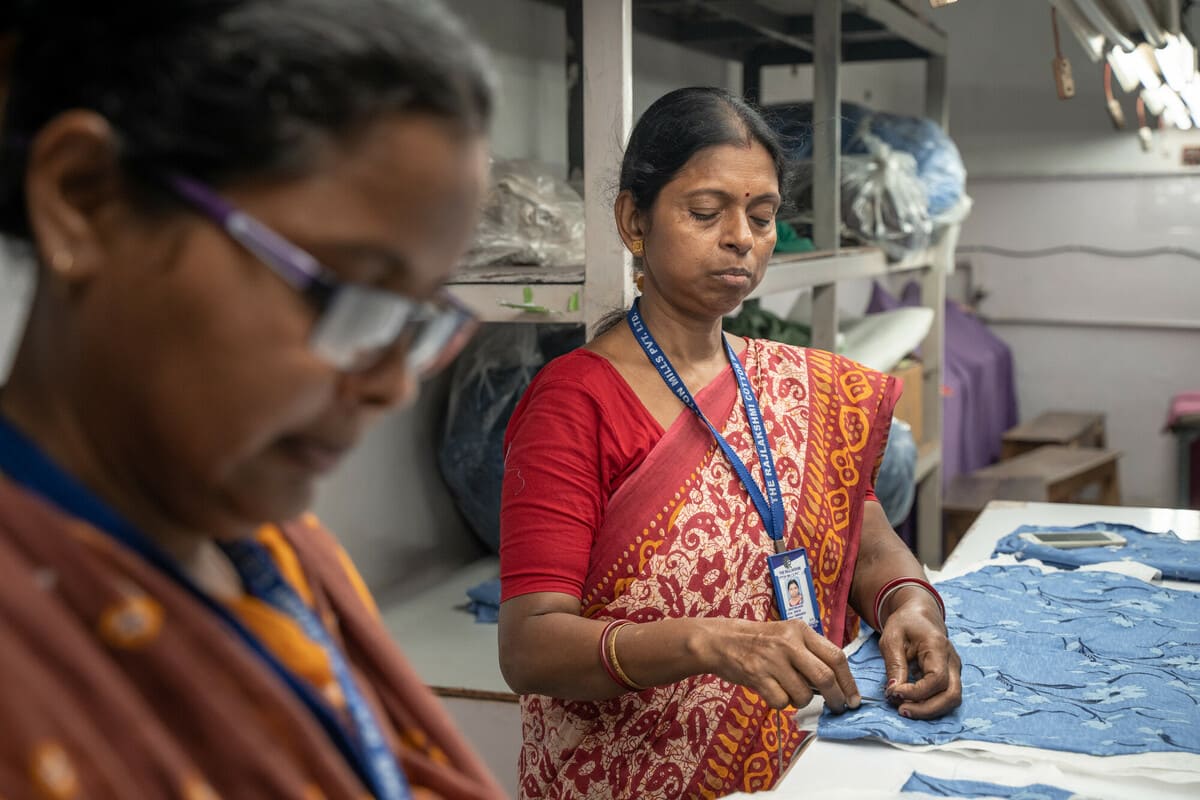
[767,549,822,634]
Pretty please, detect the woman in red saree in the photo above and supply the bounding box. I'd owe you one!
[499,88,961,799]
[0,2,503,797]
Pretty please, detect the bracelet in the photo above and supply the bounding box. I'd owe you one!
[598,619,647,692]
[872,577,946,630]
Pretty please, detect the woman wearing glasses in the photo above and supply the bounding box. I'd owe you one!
[0,1,501,798]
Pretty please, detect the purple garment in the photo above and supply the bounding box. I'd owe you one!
[868,282,1018,486]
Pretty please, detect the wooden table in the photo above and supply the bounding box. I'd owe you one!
[972,445,1121,505]
[942,475,1045,556]
[1001,410,1106,459]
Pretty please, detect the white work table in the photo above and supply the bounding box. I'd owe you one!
[379,557,522,795]
[768,501,1200,800]
[380,556,510,698]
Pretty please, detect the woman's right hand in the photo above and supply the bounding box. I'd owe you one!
[698,618,862,713]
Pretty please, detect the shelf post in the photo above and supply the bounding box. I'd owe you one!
[916,258,946,567]
[811,0,841,352]
[582,0,633,335]
[925,53,949,132]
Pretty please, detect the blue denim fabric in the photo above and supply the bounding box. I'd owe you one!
[818,565,1200,756]
[993,521,1200,582]
[901,771,1074,799]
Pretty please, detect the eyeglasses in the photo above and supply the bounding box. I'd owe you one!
[165,174,478,375]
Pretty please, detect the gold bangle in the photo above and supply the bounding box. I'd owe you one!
[607,620,648,691]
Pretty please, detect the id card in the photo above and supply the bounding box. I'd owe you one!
[767,548,822,634]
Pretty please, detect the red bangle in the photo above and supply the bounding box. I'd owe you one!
[598,619,645,691]
[872,577,945,630]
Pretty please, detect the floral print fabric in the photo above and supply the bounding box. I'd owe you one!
[818,564,1200,756]
[993,522,1200,582]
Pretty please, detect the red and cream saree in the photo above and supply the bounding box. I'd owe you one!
[519,340,899,799]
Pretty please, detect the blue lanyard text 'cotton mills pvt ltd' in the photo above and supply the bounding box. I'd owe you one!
[626,299,786,549]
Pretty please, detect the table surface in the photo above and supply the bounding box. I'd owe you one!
[379,556,512,698]
[378,502,1200,795]
[971,446,1120,482]
[773,500,1200,799]
[1002,410,1105,443]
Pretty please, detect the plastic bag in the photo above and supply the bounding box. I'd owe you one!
[850,111,965,219]
[766,101,968,223]
[875,418,917,527]
[438,324,585,552]
[841,128,932,259]
[461,160,585,269]
[790,128,932,260]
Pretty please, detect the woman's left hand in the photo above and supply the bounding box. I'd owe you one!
[877,591,962,719]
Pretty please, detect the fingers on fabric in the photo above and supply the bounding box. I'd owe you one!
[896,655,963,719]
[793,625,857,712]
[879,629,912,703]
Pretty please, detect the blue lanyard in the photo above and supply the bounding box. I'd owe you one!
[220,540,410,800]
[0,417,411,800]
[627,300,786,544]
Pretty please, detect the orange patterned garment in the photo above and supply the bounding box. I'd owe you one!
[0,478,505,800]
[517,341,899,799]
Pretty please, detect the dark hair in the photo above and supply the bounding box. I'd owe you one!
[619,86,788,212]
[591,86,787,337]
[787,579,800,591]
[0,0,495,239]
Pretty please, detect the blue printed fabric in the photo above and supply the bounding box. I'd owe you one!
[818,565,1200,756]
[464,577,501,623]
[901,771,1074,799]
[993,521,1200,581]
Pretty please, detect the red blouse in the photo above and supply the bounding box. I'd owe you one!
[499,348,876,602]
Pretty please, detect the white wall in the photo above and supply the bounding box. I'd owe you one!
[759,1,1200,506]
[324,0,737,594]
[961,177,1200,507]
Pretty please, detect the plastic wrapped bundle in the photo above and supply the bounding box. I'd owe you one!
[791,130,932,260]
[765,101,968,225]
[853,111,966,222]
[461,159,585,269]
[438,324,585,552]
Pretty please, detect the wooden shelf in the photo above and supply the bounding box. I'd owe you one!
[448,263,586,323]
[449,238,948,323]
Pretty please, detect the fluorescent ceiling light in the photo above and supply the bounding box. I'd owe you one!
[1074,0,1137,53]
[1108,46,1143,92]
[1050,1,1107,62]
[1154,33,1197,92]
[1180,82,1200,127]
[1133,43,1165,90]
[1141,85,1166,115]
[1159,85,1193,128]
[1118,0,1168,49]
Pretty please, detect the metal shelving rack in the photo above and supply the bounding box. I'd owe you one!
[449,0,951,565]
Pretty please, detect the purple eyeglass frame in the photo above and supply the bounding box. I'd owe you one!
[163,174,476,373]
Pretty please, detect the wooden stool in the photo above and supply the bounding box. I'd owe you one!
[1001,411,1106,460]
[943,476,1046,557]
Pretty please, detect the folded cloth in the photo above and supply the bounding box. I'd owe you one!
[1166,390,1200,430]
[901,771,1077,799]
[993,521,1200,582]
[465,577,501,624]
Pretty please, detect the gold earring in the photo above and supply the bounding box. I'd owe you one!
[49,251,75,273]
[630,240,644,257]
[635,272,645,293]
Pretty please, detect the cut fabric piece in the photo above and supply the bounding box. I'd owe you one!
[464,577,501,624]
[993,521,1200,582]
[818,564,1200,757]
[901,771,1077,799]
